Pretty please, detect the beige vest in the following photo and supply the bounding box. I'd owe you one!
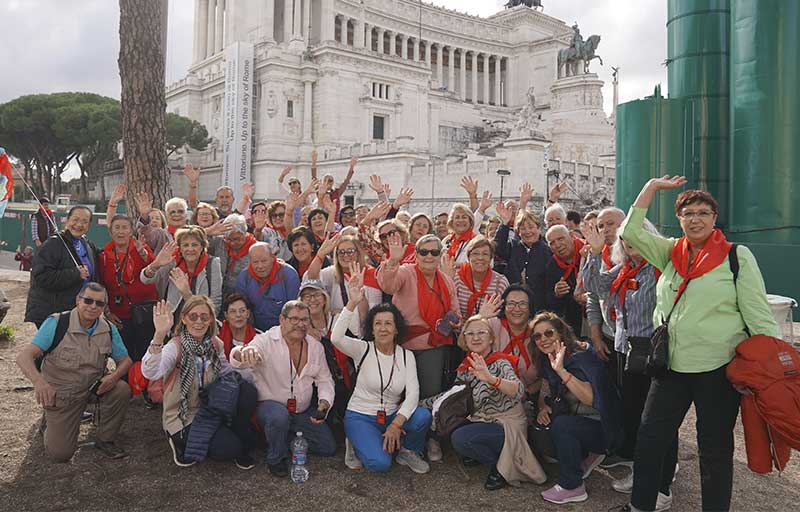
[41,309,112,403]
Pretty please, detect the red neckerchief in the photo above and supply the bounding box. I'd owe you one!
[296,258,311,279]
[500,318,531,368]
[447,230,475,259]
[270,224,287,238]
[457,262,492,317]
[386,243,416,265]
[601,244,613,270]
[363,266,381,289]
[174,250,209,280]
[226,233,257,272]
[103,239,142,283]
[40,206,53,218]
[248,256,284,294]
[167,224,180,237]
[457,351,520,376]
[414,264,453,347]
[670,229,731,301]
[608,259,647,321]
[218,320,256,359]
[553,237,585,281]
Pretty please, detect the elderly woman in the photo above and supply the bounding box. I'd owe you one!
[377,218,416,264]
[219,293,259,359]
[134,193,189,255]
[141,226,223,317]
[141,297,257,469]
[150,209,168,230]
[422,316,546,490]
[448,236,509,320]
[408,213,433,245]
[532,311,623,505]
[25,206,99,328]
[252,201,291,260]
[287,226,328,279]
[619,177,779,512]
[330,274,432,474]
[208,214,257,298]
[192,201,219,229]
[306,233,383,337]
[442,203,483,264]
[377,234,462,401]
[98,215,159,362]
[545,203,568,229]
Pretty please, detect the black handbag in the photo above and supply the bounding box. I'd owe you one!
[435,380,474,438]
[621,296,653,375]
[645,277,693,378]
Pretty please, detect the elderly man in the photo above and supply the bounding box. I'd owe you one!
[16,282,132,462]
[184,164,252,220]
[230,300,336,477]
[209,214,257,298]
[545,225,585,334]
[235,243,300,331]
[433,212,450,239]
[544,203,568,229]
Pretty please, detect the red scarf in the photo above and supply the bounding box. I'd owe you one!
[447,230,475,259]
[363,266,381,289]
[103,240,137,283]
[386,243,416,265]
[218,320,257,359]
[296,258,311,279]
[414,264,453,347]
[601,244,613,270]
[458,263,492,318]
[270,224,287,239]
[670,229,731,301]
[174,249,209,280]
[553,237,585,281]
[40,206,53,218]
[226,233,257,272]
[168,224,180,237]
[608,259,648,321]
[457,351,520,376]
[500,318,531,368]
[248,256,284,294]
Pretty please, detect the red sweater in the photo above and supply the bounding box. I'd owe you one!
[98,241,159,319]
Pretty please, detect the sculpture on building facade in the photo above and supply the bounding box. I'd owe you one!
[557,24,603,78]
[510,86,544,139]
[504,0,543,9]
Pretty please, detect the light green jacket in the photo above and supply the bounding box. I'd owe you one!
[620,207,779,373]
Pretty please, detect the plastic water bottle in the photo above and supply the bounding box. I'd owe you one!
[290,431,309,483]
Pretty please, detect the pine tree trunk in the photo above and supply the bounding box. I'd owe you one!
[118,0,170,218]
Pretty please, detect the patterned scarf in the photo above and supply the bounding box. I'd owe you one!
[177,328,221,427]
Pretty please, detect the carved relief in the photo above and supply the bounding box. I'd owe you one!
[266,90,278,118]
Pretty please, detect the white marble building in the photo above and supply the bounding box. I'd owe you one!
[162,0,615,213]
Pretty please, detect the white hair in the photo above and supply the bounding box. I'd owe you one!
[611,218,662,265]
[545,202,567,220]
[224,213,248,235]
[598,207,626,220]
[165,197,188,212]
[248,241,273,256]
[416,234,443,250]
[545,224,570,240]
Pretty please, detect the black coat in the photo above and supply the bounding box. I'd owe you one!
[494,224,551,313]
[544,256,583,335]
[25,231,99,326]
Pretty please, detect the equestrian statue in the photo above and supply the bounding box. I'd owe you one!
[557,24,603,78]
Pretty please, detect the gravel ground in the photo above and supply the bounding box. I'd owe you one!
[0,273,798,512]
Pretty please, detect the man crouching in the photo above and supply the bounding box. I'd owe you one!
[16,282,132,462]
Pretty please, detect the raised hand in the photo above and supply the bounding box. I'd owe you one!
[303,178,319,197]
[365,201,391,224]
[317,232,341,257]
[548,340,566,373]
[478,190,493,213]
[478,294,503,319]
[581,218,604,255]
[169,268,192,298]
[467,352,493,383]
[242,182,255,200]
[549,182,567,203]
[519,182,533,207]
[153,240,178,268]
[285,192,301,211]
[348,155,358,171]
[205,220,234,238]
[346,264,366,306]
[252,208,268,231]
[495,201,513,225]
[320,194,337,215]
[387,237,405,264]
[648,175,687,191]
[439,252,457,278]
[110,183,127,205]
[135,191,153,217]
[152,299,174,335]
[382,183,391,199]
[368,175,384,194]
[279,164,293,180]
[183,164,199,185]
[460,176,478,197]
[393,187,415,209]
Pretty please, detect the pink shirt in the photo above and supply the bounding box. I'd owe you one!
[230,326,335,413]
[376,262,461,351]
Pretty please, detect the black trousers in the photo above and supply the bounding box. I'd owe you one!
[631,365,740,512]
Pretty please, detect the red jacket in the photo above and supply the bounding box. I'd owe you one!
[98,240,159,319]
[727,334,800,473]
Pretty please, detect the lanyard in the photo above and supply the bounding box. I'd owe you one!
[113,246,131,285]
[196,357,205,392]
[374,343,396,410]
[289,339,306,397]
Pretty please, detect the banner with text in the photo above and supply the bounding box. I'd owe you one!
[222,42,254,201]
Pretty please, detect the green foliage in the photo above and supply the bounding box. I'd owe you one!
[0,324,14,341]
[166,112,211,156]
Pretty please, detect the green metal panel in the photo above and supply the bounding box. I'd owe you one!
[615,94,690,237]
[729,0,800,309]
[0,208,110,255]
[667,0,731,226]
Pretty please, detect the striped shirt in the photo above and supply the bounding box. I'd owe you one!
[454,269,509,320]
[582,253,658,354]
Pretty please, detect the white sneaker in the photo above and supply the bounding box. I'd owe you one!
[612,470,634,494]
[345,438,362,470]
[396,448,431,474]
[427,438,443,462]
[673,462,679,483]
[655,491,673,511]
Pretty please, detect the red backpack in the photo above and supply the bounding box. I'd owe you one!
[727,334,800,473]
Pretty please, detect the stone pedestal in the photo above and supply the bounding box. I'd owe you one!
[547,73,613,165]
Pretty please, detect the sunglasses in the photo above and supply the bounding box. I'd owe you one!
[532,328,557,341]
[186,312,212,323]
[417,248,442,257]
[270,212,285,218]
[79,296,106,308]
[378,229,400,241]
[337,248,357,257]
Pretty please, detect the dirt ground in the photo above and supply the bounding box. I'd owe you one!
[0,273,798,512]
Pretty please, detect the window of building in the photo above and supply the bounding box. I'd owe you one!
[371,81,391,100]
[287,100,294,118]
[373,115,386,140]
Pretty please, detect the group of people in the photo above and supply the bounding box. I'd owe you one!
[16,157,779,512]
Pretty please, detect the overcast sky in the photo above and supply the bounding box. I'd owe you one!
[0,0,666,114]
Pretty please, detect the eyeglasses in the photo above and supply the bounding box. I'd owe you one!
[341,210,356,217]
[79,296,106,308]
[186,312,212,323]
[301,292,324,301]
[679,210,715,220]
[168,209,186,215]
[379,229,400,241]
[285,315,311,324]
[270,211,285,219]
[417,248,442,257]
[337,248,357,257]
[532,328,557,341]
[506,300,529,310]
[463,329,490,339]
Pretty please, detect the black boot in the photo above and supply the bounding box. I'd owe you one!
[484,465,508,491]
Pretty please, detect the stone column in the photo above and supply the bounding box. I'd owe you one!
[206,0,216,58]
[436,44,443,85]
[339,16,348,45]
[483,54,491,104]
[293,0,302,40]
[283,0,293,43]
[400,35,408,59]
[459,49,467,101]
[389,32,396,56]
[494,56,502,106]
[196,0,209,61]
[377,27,385,54]
[303,80,314,142]
[302,0,311,45]
[448,47,455,91]
[364,23,371,50]
[215,0,225,53]
[264,0,275,42]
[471,52,478,103]
[425,41,432,66]
[413,38,420,62]
[320,0,334,41]
[354,18,364,48]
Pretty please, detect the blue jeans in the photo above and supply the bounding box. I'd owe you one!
[450,422,505,465]
[344,408,432,473]
[550,415,606,490]
[255,400,337,465]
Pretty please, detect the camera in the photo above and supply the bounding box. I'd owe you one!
[89,378,103,396]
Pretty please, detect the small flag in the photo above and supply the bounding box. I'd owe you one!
[0,148,13,218]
